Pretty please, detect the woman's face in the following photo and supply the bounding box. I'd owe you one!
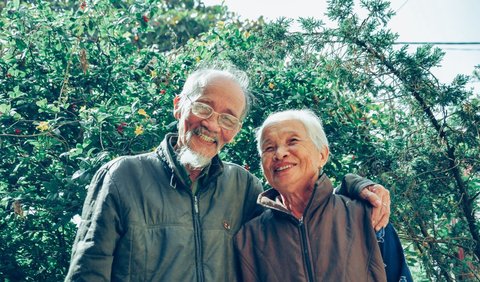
[260,119,328,195]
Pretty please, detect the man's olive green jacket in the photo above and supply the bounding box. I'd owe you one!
[65,133,264,281]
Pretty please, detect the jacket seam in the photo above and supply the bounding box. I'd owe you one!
[106,168,132,281]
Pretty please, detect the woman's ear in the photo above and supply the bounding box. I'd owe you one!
[173,95,181,119]
[319,146,329,168]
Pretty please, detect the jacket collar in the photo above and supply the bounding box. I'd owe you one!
[157,133,224,191]
[257,172,334,218]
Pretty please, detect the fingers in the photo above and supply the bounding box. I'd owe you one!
[371,200,382,230]
[363,184,391,231]
[360,185,385,207]
[374,202,390,231]
[359,189,381,207]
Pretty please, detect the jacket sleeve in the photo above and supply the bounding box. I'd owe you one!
[242,174,265,222]
[335,173,375,200]
[65,162,124,282]
[376,224,413,282]
[233,227,262,282]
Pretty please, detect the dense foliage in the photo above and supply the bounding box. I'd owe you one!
[1,0,478,281]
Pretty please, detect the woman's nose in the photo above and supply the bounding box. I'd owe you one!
[273,146,288,160]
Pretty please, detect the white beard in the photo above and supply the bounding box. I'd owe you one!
[177,145,212,169]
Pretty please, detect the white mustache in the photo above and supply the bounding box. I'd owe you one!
[193,126,219,143]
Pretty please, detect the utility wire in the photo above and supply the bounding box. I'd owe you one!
[395,0,410,13]
[442,48,480,51]
[394,42,480,45]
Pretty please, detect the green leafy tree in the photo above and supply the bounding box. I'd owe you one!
[0,0,231,280]
[320,1,479,280]
[1,0,478,280]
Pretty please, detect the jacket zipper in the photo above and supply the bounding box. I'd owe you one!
[193,195,204,282]
[298,218,315,282]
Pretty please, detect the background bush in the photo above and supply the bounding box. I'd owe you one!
[0,0,478,280]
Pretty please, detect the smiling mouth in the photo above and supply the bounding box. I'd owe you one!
[274,164,294,172]
[193,127,218,144]
[198,133,216,143]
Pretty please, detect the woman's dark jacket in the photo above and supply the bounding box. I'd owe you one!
[234,173,388,282]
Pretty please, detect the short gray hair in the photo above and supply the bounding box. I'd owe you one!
[177,65,251,120]
[256,109,329,155]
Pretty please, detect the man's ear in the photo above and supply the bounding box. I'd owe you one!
[173,95,181,119]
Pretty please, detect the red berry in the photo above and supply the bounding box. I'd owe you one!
[15,129,21,134]
[117,122,127,134]
[142,15,149,23]
[160,89,166,95]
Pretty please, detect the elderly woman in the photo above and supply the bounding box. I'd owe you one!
[234,109,412,281]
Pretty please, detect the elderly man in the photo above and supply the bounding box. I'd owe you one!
[65,66,390,281]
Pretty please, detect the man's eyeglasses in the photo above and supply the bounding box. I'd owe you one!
[190,101,241,130]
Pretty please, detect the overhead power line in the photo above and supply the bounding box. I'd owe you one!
[395,0,410,12]
[442,48,480,51]
[394,42,480,45]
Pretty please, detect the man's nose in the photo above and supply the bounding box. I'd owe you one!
[201,112,221,133]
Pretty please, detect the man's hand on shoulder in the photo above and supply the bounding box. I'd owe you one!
[360,184,390,231]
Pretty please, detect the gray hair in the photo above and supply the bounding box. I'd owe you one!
[177,65,251,120]
[256,109,329,155]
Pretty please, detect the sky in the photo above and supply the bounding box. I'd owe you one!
[203,0,480,90]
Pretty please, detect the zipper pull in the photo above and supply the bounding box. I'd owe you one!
[169,172,177,189]
[194,196,199,214]
[298,216,304,227]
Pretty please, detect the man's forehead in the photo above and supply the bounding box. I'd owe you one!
[203,78,243,92]
[197,80,245,114]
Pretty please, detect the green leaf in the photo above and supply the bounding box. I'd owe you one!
[36,99,48,107]
[0,104,11,114]
[8,86,25,99]
[15,38,27,51]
